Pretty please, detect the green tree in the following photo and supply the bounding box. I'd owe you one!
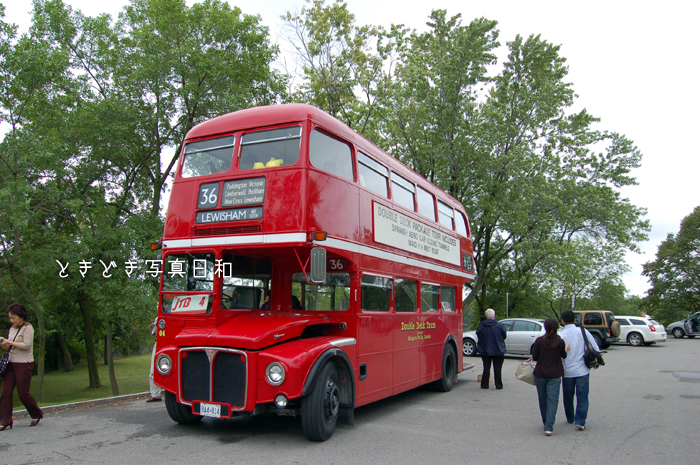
[0,1,79,400]
[643,206,700,317]
[382,14,648,313]
[282,0,398,136]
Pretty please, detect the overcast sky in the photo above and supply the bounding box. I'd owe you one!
[4,0,699,298]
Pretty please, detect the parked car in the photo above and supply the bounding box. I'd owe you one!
[573,310,620,349]
[462,318,545,356]
[614,315,666,346]
[667,312,700,338]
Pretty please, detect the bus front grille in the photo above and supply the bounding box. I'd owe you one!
[194,225,262,236]
[180,348,248,409]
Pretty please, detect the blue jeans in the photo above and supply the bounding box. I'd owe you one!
[562,375,590,426]
[534,376,561,432]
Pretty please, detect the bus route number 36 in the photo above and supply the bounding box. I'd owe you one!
[328,258,348,270]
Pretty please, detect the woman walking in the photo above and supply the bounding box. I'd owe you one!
[0,303,44,429]
[532,317,569,436]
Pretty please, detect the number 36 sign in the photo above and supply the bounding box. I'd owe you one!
[327,258,349,271]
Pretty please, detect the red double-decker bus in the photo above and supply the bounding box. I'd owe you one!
[152,104,475,441]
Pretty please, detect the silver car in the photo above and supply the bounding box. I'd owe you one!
[462,318,546,356]
[667,312,700,339]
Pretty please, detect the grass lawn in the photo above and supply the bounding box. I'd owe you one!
[9,353,151,409]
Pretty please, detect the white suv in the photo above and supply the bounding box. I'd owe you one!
[615,315,667,346]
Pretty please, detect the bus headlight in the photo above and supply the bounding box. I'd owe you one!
[156,354,172,375]
[266,362,286,386]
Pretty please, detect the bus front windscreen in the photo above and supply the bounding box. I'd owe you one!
[162,253,215,314]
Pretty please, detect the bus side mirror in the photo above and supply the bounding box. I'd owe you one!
[309,247,326,283]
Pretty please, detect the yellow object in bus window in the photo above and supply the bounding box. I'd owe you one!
[253,162,265,169]
[266,158,283,167]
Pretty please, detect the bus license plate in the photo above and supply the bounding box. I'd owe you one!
[199,403,221,418]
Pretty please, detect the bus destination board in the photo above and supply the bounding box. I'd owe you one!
[221,177,266,207]
[196,206,263,224]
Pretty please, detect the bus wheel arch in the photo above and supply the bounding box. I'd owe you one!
[302,348,355,437]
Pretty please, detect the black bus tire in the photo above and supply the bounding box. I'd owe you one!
[301,362,340,441]
[432,343,457,392]
[165,391,203,425]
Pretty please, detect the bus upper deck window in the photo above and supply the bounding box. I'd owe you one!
[358,152,388,197]
[391,174,415,211]
[181,136,235,178]
[437,200,454,229]
[456,211,468,237]
[309,130,354,180]
[239,126,301,170]
[417,186,435,221]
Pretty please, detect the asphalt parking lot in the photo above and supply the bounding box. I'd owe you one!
[1,337,699,464]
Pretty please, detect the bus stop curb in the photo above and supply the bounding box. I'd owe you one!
[12,392,151,418]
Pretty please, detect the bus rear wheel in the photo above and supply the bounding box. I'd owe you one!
[301,362,340,441]
[432,344,457,392]
[165,391,203,425]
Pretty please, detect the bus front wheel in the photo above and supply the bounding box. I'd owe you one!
[164,391,203,425]
[432,344,457,392]
[301,362,340,441]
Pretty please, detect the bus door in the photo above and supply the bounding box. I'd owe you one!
[392,278,420,393]
[419,283,443,383]
[356,274,394,403]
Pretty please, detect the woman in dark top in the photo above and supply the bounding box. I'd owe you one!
[532,317,570,436]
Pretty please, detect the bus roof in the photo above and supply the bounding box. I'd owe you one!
[185,104,467,213]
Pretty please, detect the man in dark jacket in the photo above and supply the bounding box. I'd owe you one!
[476,308,507,389]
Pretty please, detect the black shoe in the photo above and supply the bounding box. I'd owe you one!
[0,424,12,430]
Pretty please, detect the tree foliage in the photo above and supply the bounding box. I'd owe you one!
[282,0,398,136]
[643,206,700,319]
[0,0,285,394]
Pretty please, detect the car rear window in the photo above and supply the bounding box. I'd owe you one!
[583,313,603,325]
[650,319,661,325]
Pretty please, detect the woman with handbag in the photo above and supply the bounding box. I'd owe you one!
[0,303,44,430]
[532,317,570,436]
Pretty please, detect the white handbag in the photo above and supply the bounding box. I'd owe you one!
[515,358,536,385]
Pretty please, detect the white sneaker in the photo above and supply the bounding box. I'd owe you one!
[545,431,553,436]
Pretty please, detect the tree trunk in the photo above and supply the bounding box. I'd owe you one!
[78,293,101,388]
[56,331,74,372]
[105,320,119,396]
[8,265,46,403]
